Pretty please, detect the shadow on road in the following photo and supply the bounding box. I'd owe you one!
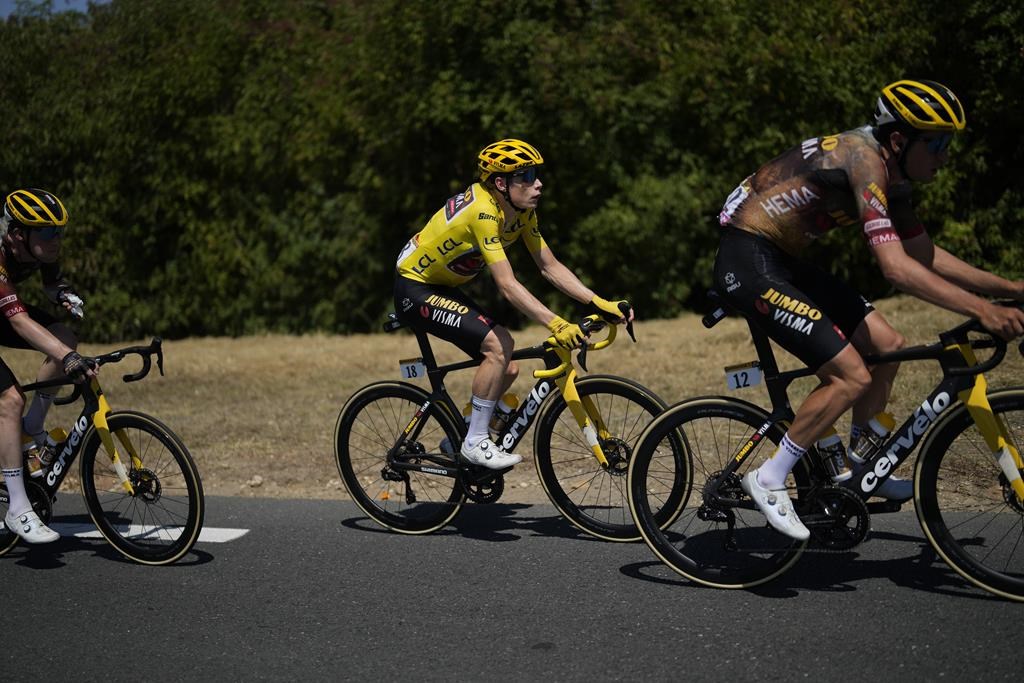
[341,502,606,543]
[4,512,215,569]
[619,527,1007,602]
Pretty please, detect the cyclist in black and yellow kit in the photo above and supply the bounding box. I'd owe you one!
[395,139,632,470]
[714,80,1024,539]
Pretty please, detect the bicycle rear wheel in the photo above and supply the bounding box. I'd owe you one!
[335,381,465,534]
[916,388,1024,601]
[80,411,205,565]
[534,375,688,541]
[628,397,807,588]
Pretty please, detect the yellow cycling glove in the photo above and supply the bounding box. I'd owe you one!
[591,295,630,322]
[547,315,585,349]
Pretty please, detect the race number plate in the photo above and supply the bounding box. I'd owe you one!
[399,357,426,380]
[724,361,762,390]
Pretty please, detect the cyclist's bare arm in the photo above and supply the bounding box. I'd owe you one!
[8,311,83,366]
[901,233,1024,299]
[488,258,561,326]
[871,240,1024,339]
[530,247,596,305]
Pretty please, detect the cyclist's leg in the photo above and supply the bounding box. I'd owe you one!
[0,305,67,442]
[0,368,57,543]
[715,229,871,537]
[394,278,519,468]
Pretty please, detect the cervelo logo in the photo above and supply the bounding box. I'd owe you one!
[861,392,951,494]
[501,382,552,450]
[46,415,90,486]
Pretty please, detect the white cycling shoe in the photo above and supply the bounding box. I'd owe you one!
[4,509,60,544]
[740,468,810,541]
[460,438,522,470]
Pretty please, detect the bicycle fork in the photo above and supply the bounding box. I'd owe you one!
[957,345,1024,502]
[91,383,137,496]
[553,364,613,469]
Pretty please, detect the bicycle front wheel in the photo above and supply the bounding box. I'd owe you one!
[916,388,1024,601]
[533,375,688,541]
[80,411,205,565]
[335,381,465,534]
[628,397,806,588]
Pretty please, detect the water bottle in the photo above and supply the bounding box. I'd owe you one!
[849,412,895,465]
[815,428,851,482]
[489,393,519,438]
[22,433,44,478]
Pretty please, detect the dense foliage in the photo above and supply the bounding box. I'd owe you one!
[2,0,1021,340]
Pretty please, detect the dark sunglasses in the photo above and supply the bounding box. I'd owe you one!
[922,133,953,154]
[34,225,66,241]
[509,166,541,184]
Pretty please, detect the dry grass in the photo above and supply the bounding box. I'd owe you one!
[6,295,1021,503]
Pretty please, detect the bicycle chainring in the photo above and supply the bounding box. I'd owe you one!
[803,486,870,551]
[24,480,53,524]
[461,470,504,504]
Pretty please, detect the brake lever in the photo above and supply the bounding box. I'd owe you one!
[618,302,637,342]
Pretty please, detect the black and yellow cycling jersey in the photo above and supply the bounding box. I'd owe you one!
[719,126,924,255]
[396,183,547,287]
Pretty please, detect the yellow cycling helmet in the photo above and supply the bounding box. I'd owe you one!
[4,188,69,228]
[874,79,965,132]
[477,139,544,182]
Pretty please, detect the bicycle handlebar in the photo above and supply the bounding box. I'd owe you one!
[532,314,621,378]
[29,337,166,405]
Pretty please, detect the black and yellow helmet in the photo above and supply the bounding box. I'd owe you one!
[477,139,544,182]
[4,188,69,229]
[874,79,965,132]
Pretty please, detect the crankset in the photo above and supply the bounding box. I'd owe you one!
[459,468,504,504]
[802,486,870,551]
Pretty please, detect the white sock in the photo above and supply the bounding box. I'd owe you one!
[3,467,31,517]
[23,392,55,442]
[757,434,806,489]
[465,396,496,447]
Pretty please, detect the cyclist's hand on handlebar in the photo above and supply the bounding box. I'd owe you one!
[590,295,634,323]
[547,315,586,349]
[979,302,1024,341]
[62,351,98,383]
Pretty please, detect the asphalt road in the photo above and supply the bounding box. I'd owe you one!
[2,496,1021,681]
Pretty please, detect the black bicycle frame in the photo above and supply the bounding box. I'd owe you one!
[707,305,1002,504]
[385,322,564,478]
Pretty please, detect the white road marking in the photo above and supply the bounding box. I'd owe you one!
[50,522,249,543]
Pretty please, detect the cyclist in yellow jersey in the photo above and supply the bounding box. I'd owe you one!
[714,80,1024,539]
[395,139,633,470]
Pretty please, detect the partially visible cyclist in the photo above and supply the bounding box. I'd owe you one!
[714,80,1024,539]
[1,188,96,543]
[394,139,632,470]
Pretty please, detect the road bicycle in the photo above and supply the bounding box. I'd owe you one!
[335,310,689,540]
[627,293,1024,601]
[0,339,205,565]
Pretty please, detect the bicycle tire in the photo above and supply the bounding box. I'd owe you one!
[628,396,807,588]
[335,381,465,534]
[80,411,205,565]
[915,387,1024,601]
[534,375,688,541]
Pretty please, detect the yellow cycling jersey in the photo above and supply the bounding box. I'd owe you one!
[396,183,547,287]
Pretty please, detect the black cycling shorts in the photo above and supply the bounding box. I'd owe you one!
[713,227,874,371]
[394,277,498,360]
